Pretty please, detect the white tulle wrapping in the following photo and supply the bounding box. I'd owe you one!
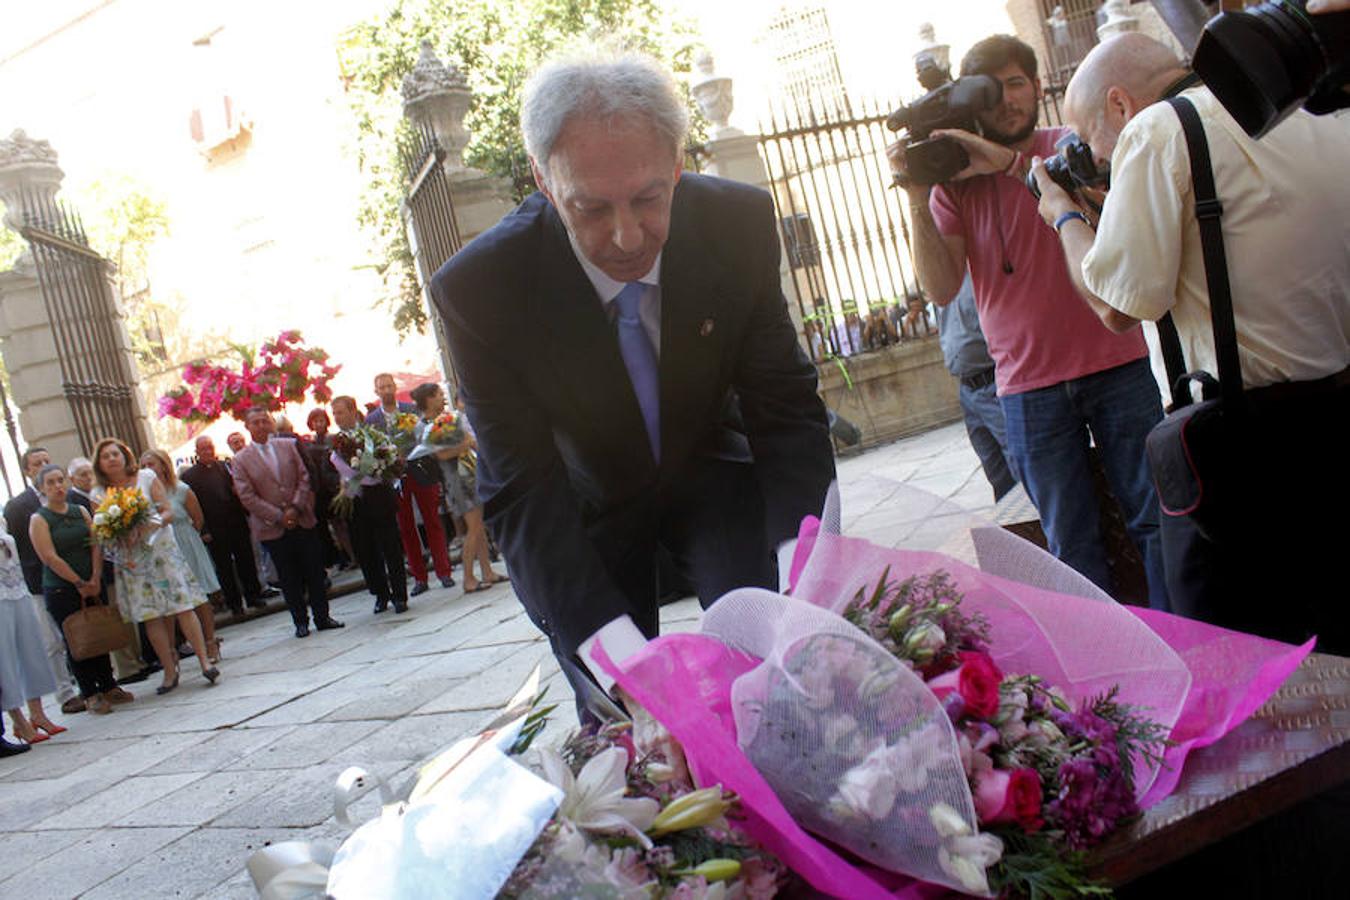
[704,588,986,893]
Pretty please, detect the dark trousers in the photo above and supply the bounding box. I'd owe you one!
[349,483,408,608]
[262,526,330,628]
[551,458,777,724]
[206,520,263,612]
[1159,377,1348,656]
[44,584,118,698]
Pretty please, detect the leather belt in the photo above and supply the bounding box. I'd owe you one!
[960,368,996,391]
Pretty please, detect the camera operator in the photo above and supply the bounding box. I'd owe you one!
[1031,33,1350,654]
[890,34,1168,609]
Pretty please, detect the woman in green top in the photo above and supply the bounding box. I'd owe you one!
[28,464,129,715]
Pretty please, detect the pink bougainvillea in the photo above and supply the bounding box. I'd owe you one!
[158,330,342,423]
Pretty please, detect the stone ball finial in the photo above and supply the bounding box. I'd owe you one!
[918,22,936,45]
[695,48,715,78]
[1098,0,1141,41]
[401,40,468,107]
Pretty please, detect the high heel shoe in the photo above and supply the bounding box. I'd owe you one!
[156,670,180,695]
[207,638,222,664]
[202,666,220,685]
[33,722,67,736]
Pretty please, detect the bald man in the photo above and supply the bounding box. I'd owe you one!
[1031,34,1350,654]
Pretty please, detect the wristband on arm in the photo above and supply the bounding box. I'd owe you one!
[1053,210,1090,233]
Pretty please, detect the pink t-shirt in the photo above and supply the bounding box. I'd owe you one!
[930,128,1146,396]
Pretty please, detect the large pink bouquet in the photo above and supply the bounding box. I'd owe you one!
[590,510,1312,899]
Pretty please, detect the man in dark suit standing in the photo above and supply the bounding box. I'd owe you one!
[333,395,409,614]
[232,408,344,638]
[430,52,835,716]
[182,436,267,618]
[365,373,455,596]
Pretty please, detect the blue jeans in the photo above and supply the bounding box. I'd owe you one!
[960,378,1016,502]
[999,358,1169,610]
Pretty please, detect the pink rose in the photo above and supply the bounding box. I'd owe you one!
[927,651,1003,720]
[973,766,1044,832]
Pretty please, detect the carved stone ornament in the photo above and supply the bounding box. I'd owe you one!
[401,40,469,106]
[0,130,65,233]
[1098,0,1142,41]
[402,41,473,168]
[691,49,741,140]
[914,22,950,75]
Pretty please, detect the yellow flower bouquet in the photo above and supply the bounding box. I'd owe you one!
[92,486,153,542]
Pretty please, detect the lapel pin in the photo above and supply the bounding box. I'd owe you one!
[699,318,715,337]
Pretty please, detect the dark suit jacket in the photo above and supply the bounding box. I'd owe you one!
[429,173,835,655]
[3,486,43,594]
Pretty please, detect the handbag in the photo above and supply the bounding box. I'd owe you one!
[1144,96,1248,545]
[62,592,132,661]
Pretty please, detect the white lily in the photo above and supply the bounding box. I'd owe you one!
[538,746,659,848]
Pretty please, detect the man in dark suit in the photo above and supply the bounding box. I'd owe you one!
[365,373,455,595]
[333,395,409,614]
[232,408,343,638]
[430,52,835,716]
[182,436,267,617]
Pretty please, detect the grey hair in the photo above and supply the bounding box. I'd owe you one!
[67,456,92,475]
[521,51,689,174]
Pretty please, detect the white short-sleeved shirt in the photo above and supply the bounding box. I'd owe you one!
[1082,87,1350,390]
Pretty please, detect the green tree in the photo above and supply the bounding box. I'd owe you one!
[337,0,705,337]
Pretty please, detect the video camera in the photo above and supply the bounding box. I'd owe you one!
[1025,132,1110,201]
[886,52,1003,185]
[1193,0,1349,138]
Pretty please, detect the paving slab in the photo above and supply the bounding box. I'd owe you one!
[30,772,208,830]
[0,826,191,899]
[224,720,383,771]
[113,770,293,828]
[78,827,301,900]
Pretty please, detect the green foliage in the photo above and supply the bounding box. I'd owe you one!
[0,220,22,270]
[989,828,1114,900]
[336,0,705,337]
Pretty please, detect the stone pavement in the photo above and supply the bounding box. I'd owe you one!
[0,422,1004,899]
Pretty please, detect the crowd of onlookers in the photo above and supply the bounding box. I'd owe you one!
[0,373,507,756]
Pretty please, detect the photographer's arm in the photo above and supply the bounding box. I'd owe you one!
[1030,158,1139,333]
[887,140,966,306]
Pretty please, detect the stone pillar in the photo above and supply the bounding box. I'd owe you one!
[0,130,152,463]
[0,131,83,463]
[693,51,805,337]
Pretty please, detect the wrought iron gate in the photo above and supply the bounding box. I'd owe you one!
[18,192,146,456]
[400,125,464,382]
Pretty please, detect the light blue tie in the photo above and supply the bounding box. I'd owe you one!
[614,281,660,462]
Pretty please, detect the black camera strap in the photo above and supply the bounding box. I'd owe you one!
[1157,96,1245,414]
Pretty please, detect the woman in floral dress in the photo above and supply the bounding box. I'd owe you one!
[91,438,219,694]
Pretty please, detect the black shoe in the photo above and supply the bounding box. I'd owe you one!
[295,624,310,638]
[176,643,196,660]
[393,601,409,614]
[315,617,345,631]
[246,598,269,609]
[373,600,388,614]
[410,581,429,597]
[260,587,281,599]
[0,737,31,757]
[439,576,456,589]
[117,668,152,686]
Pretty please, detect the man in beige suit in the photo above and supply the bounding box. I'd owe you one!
[232,407,344,637]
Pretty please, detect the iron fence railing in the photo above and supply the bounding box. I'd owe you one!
[18,192,146,458]
[757,93,936,361]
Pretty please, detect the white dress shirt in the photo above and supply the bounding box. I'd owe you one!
[568,230,663,354]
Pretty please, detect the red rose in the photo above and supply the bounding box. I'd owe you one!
[930,651,1003,720]
[973,766,1044,832]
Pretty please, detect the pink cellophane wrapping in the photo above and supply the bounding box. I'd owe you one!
[596,513,1312,898]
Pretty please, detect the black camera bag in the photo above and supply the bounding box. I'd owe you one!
[1144,97,1248,544]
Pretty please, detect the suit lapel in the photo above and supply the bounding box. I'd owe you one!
[659,180,731,465]
[532,203,654,469]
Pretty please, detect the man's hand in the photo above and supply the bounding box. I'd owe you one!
[930,128,1020,180]
[1029,156,1085,227]
[282,506,300,530]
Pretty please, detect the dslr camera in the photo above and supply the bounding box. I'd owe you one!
[887,53,1003,185]
[1025,132,1110,200]
[1194,0,1349,138]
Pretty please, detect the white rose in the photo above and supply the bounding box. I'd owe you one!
[106,504,122,519]
[93,512,107,526]
[832,740,900,821]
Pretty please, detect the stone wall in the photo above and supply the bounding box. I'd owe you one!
[817,336,962,451]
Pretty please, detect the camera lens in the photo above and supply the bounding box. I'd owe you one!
[1194,0,1348,138]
